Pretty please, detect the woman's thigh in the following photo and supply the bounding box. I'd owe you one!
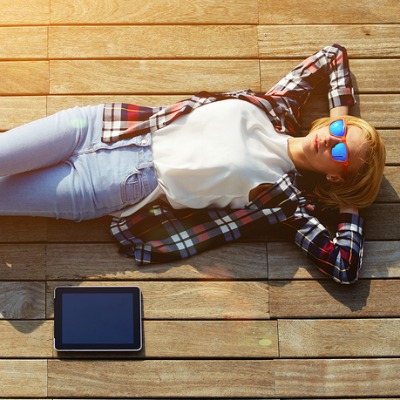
[0,105,104,177]
[0,141,158,221]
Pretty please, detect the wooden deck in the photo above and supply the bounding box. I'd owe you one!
[1,0,400,398]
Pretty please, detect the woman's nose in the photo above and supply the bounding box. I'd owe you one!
[324,134,342,148]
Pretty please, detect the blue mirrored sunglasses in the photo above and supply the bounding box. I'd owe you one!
[329,119,349,167]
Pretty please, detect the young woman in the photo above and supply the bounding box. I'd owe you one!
[0,44,386,283]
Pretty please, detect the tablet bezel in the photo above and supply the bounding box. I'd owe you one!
[54,286,142,352]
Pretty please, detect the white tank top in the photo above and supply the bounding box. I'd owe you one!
[151,99,295,209]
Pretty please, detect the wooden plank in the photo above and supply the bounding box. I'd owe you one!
[258,25,400,58]
[55,320,278,359]
[46,281,269,319]
[363,204,400,240]
[0,0,49,25]
[46,216,111,242]
[379,167,400,202]
[49,26,258,59]
[261,59,400,93]
[0,27,48,60]
[382,130,400,165]
[0,217,47,242]
[357,94,400,129]
[45,243,267,280]
[275,358,400,397]
[268,241,400,281]
[50,0,259,24]
[48,359,274,398]
[270,279,400,318]
[0,62,49,95]
[0,282,45,319]
[144,320,277,358]
[0,320,52,358]
[0,360,47,397]
[259,0,400,24]
[279,318,400,357]
[0,96,47,131]
[0,244,46,281]
[49,60,261,94]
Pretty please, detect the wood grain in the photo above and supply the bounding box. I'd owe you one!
[0,244,46,280]
[0,27,48,60]
[382,130,400,165]
[46,281,270,319]
[48,359,275,397]
[49,60,261,94]
[274,358,400,397]
[45,242,267,280]
[0,282,46,319]
[279,318,400,357]
[143,320,278,358]
[0,360,47,397]
[50,0,259,24]
[0,62,49,95]
[363,204,400,240]
[0,216,47,242]
[0,96,47,131]
[259,0,400,24]
[379,167,400,202]
[0,0,50,25]
[270,279,400,318]
[258,25,400,58]
[49,26,258,59]
[0,320,52,357]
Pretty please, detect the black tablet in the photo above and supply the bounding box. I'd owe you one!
[54,286,142,351]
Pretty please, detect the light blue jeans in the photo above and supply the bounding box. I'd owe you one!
[0,105,158,221]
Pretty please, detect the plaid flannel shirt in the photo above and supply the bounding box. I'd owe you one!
[104,44,364,284]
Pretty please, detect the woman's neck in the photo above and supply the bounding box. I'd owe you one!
[288,137,309,172]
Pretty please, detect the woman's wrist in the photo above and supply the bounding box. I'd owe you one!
[330,106,349,119]
[340,206,359,215]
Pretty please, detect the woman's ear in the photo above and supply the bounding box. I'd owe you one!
[326,174,344,184]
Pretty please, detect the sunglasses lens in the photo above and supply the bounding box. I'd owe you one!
[331,142,348,163]
[330,119,346,137]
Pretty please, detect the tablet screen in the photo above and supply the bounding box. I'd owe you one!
[54,286,142,351]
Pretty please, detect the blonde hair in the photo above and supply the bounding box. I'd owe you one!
[309,115,386,209]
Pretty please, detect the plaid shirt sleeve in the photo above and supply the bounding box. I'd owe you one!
[284,206,365,284]
[265,43,355,116]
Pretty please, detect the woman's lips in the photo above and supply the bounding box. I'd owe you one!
[314,135,319,152]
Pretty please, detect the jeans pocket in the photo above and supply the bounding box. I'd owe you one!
[121,172,144,204]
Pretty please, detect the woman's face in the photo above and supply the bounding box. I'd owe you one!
[302,124,367,182]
